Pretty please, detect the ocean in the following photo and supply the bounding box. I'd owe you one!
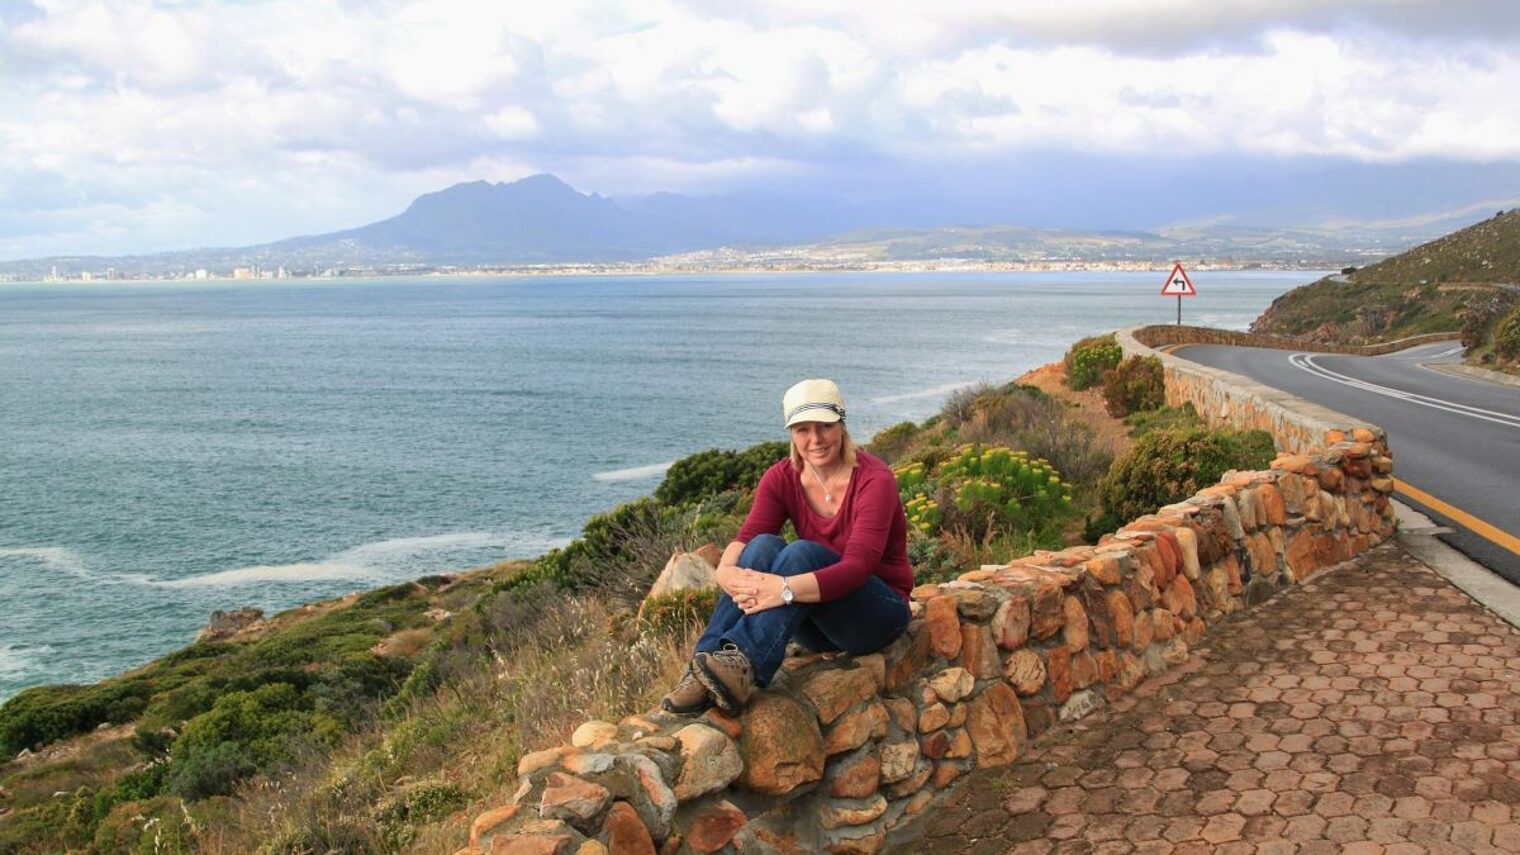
[0,270,1319,701]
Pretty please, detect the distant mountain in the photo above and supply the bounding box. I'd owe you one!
[0,174,1488,279]
[276,174,711,263]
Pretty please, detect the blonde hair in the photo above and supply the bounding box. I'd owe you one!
[789,424,858,472]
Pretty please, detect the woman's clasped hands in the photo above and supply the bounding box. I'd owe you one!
[716,564,786,614]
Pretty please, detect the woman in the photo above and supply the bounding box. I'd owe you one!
[661,378,914,716]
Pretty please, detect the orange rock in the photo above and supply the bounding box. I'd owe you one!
[1030,584,1065,639]
[824,701,889,756]
[1351,427,1377,444]
[1071,652,1099,689]
[1131,609,1154,652]
[1151,608,1176,641]
[910,583,942,601]
[1317,466,1344,491]
[1083,556,1122,585]
[1045,647,1073,702]
[827,750,881,798]
[946,728,973,759]
[966,682,1025,767]
[472,805,521,846]
[701,708,744,740]
[931,759,966,788]
[1062,596,1090,652]
[685,800,746,853]
[1270,454,1316,475]
[738,694,825,795]
[1096,649,1118,684]
[1222,554,1243,595]
[1259,484,1287,525]
[1285,529,1315,581]
[884,630,929,692]
[1325,429,1347,445]
[1105,589,1134,649]
[490,835,573,855]
[1162,576,1197,619]
[993,595,1031,649]
[924,596,962,659]
[539,772,612,826]
[921,729,951,759]
[959,621,1001,679]
[801,667,878,724]
[917,702,950,733]
[1003,649,1046,695]
[1152,534,1180,586]
[604,802,656,855]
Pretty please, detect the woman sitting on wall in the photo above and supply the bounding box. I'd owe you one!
[662,379,914,715]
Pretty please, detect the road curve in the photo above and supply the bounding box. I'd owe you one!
[1173,341,1520,587]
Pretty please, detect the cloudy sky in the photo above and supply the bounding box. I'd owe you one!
[2,0,1519,259]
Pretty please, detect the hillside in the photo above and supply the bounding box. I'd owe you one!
[1251,209,1520,360]
[1347,208,1520,285]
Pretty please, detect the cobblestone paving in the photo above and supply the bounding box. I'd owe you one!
[901,542,1520,854]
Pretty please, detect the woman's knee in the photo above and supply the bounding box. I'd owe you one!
[738,534,786,568]
[773,539,837,576]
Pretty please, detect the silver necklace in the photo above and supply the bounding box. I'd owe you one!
[810,464,839,504]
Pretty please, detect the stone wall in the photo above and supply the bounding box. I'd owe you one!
[1127,324,1458,357]
[1115,325,1444,454]
[457,448,1397,852]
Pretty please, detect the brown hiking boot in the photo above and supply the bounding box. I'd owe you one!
[661,662,712,715]
[694,643,754,715]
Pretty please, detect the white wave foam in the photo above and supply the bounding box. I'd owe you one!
[163,530,568,587]
[0,642,50,683]
[592,461,675,482]
[0,546,155,586]
[870,381,977,405]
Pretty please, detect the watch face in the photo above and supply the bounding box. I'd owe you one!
[782,583,794,603]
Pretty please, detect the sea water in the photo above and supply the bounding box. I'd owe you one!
[0,270,1318,700]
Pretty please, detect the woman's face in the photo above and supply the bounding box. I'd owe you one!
[790,420,843,468]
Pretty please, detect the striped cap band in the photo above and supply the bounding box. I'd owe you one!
[786,402,845,423]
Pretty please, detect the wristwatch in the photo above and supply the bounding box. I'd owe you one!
[781,578,795,605]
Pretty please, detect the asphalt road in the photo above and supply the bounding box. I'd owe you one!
[1174,341,1520,588]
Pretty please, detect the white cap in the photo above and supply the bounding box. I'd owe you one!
[783,378,847,428]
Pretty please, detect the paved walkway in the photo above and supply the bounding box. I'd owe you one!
[900,539,1520,854]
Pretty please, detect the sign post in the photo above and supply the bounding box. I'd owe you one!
[1160,262,1197,325]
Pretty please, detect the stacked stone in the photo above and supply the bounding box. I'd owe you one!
[457,440,1394,855]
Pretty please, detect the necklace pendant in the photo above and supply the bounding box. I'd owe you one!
[825,494,833,504]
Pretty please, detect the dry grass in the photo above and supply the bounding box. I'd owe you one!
[197,593,704,855]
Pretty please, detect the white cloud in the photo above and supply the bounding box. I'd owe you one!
[0,0,1517,257]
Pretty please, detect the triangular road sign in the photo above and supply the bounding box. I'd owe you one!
[1161,263,1197,296]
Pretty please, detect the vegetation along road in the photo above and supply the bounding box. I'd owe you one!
[1174,341,1520,587]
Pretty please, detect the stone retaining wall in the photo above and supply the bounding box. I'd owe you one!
[457,447,1396,853]
[1116,325,1440,454]
[1127,325,1459,356]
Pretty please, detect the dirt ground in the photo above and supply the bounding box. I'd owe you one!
[1014,361,1135,459]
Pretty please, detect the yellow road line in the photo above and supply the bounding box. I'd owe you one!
[1159,343,1193,354]
[1395,478,1520,556]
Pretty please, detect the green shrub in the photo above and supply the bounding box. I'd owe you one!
[1122,403,1203,438]
[638,587,720,636]
[511,496,676,593]
[0,682,152,755]
[1460,291,1517,349]
[654,441,788,507]
[167,683,319,799]
[1494,305,1520,360]
[1098,427,1277,523]
[867,420,921,463]
[1101,355,1165,417]
[907,534,962,585]
[897,445,1072,543]
[1064,334,1122,390]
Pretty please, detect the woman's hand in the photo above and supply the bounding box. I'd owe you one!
[733,572,787,615]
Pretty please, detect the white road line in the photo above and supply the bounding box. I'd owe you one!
[1288,353,1520,430]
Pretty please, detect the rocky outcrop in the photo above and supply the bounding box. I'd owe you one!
[456,435,1395,854]
[636,549,721,621]
[194,607,264,643]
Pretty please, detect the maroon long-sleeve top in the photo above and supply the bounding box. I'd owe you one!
[736,450,914,602]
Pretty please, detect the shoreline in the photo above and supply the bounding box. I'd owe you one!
[0,259,1336,286]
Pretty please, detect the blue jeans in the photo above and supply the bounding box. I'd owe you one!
[695,534,911,687]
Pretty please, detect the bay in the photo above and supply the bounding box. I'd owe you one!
[0,270,1318,700]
